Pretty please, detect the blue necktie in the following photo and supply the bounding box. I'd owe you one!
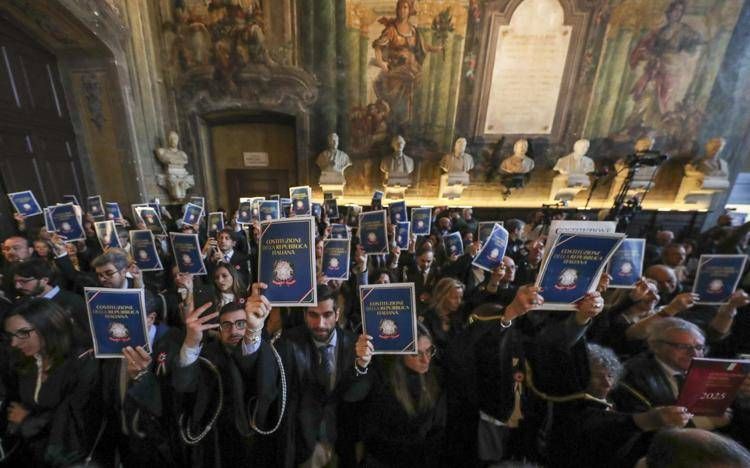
[318,344,335,392]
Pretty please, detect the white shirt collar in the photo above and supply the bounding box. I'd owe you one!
[42,285,60,299]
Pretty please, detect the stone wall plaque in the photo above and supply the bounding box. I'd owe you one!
[243,152,269,167]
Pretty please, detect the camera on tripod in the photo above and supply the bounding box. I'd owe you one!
[624,150,668,167]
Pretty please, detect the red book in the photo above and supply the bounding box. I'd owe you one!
[676,358,750,416]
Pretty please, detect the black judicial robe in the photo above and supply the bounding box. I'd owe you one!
[173,338,281,468]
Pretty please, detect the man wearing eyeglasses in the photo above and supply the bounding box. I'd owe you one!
[173,293,282,466]
[612,318,732,430]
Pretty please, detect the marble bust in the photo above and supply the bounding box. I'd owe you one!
[554,139,595,176]
[440,138,475,175]
[155,131,195,200]
[316,133,352,176]
[500,139,534,174]
[380,135,415,178]
[686,137,729,179]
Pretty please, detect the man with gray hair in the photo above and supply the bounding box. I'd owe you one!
[91,248,140,289]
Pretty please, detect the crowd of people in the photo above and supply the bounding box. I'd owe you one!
[1,203,750,468]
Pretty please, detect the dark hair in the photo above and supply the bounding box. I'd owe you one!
[144,289,163,323]
[388,323,440,416]
[5,298,74,370]
[91,248,129,271]
[219,301,244,317]
[5,235,31,248]
[217,228,236,242]
[12,258,54,282]
[212,263,247,303]
[647,428,750,467]
[317,283,337,305]
[368,268,395,284]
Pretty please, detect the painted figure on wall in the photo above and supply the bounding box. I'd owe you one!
[372,0,442,128]
[584,0,743,151]
[621,0,705,134]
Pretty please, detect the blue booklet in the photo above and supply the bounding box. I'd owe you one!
[258,217,317,307]
[692,255,748,305]
[63,194,80,206]
[134,206,166,235]
[105,202,122,222]
[443,231,464,257]
[289,186,312,216]
[359,210,388,255]
[396,221,410,249]
[478,221,503,243]
[312,202,322,220]
[43,207,54,232]
[324,198,339,219]
[269,194,280,201]
[190,196,205,208]
[237,200,254,224]
[345,205,362,227]
[182,202,204,227]
[371,190,384,210]
[360,283,417,354]
[322,239,351,281]
[207,212,225,237]
[87,195,105,219]
[331,223,349,239]
[607,238,646,289]
[50,204,85,242]
[94,220,121,250]
[85,287,150,358]
[8,190,42,217]
[259,200,280,221]
[280,198,292,218]
[472,224,509,272]
[170,232,207,275]
[536,233,625,310]
[389,200,408,224]
[130,230,163,271]
[411,207,432,236]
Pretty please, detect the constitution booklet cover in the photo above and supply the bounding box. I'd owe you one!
[478,221,503,243]
[472,224,509,272]
[443,231,464,257]
[259,200,280,221]
[677,358,750,416]
[189,196,205,208]
[359,210,388,255]
[94,220,121,250]
[237,200,254,224]
[692,254,748,305]
[607,238,646,289]
[170,232,207,275]
[360,283,417,354]
[62,194,80,206]
[87,195,105,220]
[290,186,312,216]
[207,212,225,238]
[536,232,624,310]
[182,202,204,227]
[312,202,322,220]
[389,200,408,224]
[85,287,149,358]
[331,223,349,239]
[543,220,616,261]
[324,197,339,220]
[130,230,163,271]
[322,239,350,281]
[371,190,384,210]
[8,190,42,217]
[396,221,410,250]
[50,204,85,242]
[134,206,166,236]
[411,207,432,236]
[258,217,317,307]
[345,204,362,227]
[280,198,292,218]
[105,202,123,223]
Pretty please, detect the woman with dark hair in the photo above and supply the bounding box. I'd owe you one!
[210,262,247,310]
[2,298,99,466]
[362,323,446,467]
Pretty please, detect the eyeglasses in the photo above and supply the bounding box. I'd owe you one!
[3,328,35,341]
[97,269,122,279]
[415,346,437,359]
[219,319,247,331]
[659,341,706,353]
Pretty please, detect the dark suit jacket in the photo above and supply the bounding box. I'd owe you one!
[276,325,372,467]
[610,353,677,413]
[50,288,90,340]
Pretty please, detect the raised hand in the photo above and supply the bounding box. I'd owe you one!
[123,345,152,380]
[183,302,218,348]
[505,285,543,321]
[245,283,272,338]
[575,291,605,325]
[355,334,374,369]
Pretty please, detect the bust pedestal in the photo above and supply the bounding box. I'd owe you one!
[319,171,346,197]
[675,169,729,206]
[549,173,590,203]
[607,165,656,202]
[439,173,469,200]
[383,175,411,199]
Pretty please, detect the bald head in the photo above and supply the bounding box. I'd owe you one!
[646,428,750,468]
[645,264,678,294]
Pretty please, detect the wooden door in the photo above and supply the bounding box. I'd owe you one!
[226,169,290,212]
[0,17,85,236]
